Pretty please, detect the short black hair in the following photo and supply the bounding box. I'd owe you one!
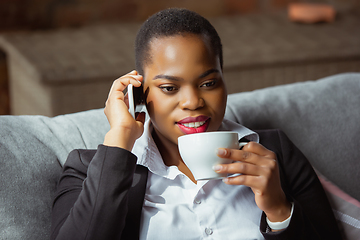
[135,8,223,75]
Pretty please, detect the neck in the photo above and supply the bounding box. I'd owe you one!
[152,130,197,184]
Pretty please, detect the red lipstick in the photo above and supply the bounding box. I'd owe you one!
[177,116,210,134]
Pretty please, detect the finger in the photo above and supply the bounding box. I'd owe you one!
[108,71,143,96]
[214,161,261,176]
[215,148,278,174]
[105,90,125,108]
[122,70,143,85]
[216,148,260,165]
[111,89,126,101]
[222,173,274,195]
[135,112,146,124]
[242,142,276,159]
[223,174,262,188]
[217,144,276,163]
[222,170,282,199]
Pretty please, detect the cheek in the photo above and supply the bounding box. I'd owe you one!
[209,88,227,112]
[145,89,173,123]
[143,83,156,114]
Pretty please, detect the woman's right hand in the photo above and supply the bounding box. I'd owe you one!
[103,70,145,151]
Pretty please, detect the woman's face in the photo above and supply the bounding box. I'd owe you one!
[143,34,227,147]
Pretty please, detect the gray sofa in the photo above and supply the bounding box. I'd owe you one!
[1,73,359,239]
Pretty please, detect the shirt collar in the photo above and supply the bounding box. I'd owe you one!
[131,120,168,176]
[131,118,259,179]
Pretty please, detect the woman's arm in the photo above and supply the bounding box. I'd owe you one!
[214,129,341,239]
[51,145,138,240]
[259,130,341,239]
[52,70,146,239]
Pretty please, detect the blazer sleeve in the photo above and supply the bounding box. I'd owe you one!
[259,130,342,240]
[51,144,138,240]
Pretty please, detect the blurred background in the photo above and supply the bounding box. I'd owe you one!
[0,0,359,116]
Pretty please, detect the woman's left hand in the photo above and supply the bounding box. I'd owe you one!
[214,142,292,222]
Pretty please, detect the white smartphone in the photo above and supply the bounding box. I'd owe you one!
[127,83,145,119]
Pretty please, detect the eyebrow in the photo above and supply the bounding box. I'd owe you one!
[199,69,220,79]
[152,74,182,81]
[152,68,220,81]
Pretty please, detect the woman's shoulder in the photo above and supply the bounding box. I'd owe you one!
[254,129,288,143]
[62,148,97,174]
[254,129,300,158]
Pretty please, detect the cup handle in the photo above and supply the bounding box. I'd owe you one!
[239,142,248,150]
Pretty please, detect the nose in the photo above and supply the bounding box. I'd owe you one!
[179,86,204,110]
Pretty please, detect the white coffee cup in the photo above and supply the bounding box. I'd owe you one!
[178,131,247,181]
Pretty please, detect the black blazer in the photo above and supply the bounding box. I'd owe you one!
[51,129,341,240]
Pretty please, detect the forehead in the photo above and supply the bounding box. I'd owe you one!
[145,34,219,72]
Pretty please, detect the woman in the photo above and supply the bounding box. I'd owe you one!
[51,8,341,240]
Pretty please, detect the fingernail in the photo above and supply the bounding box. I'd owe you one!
[213,165,222,172]
[216,148,226,156]
[222,178,229,183]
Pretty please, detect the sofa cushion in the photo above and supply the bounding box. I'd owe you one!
[316,171,360,239]
[0,109,108,239]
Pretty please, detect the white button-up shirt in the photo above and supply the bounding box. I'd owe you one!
[132,119,264,240]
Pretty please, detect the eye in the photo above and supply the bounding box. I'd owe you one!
[200,80,217,88]
[159,85,178,93]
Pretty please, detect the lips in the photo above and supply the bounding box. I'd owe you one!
[177,116,210,134]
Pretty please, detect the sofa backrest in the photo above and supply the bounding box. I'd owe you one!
[225,72,360,201]
[0,72,359,239]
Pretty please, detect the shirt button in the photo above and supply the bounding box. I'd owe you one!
[205,227,213,235]
[194,199,201,204]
